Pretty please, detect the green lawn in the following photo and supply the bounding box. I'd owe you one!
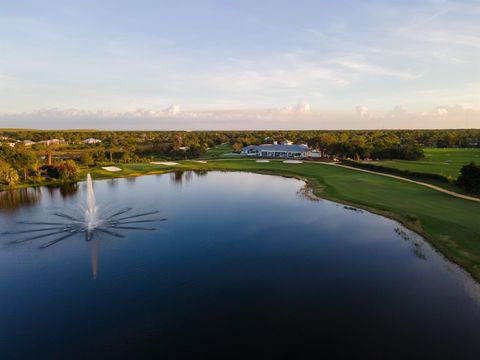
[203,143,234,158]
[371,148,480,179]
[86,159,480,282]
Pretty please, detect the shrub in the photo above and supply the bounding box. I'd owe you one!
[57,160,80,183]
[457,162,480,194]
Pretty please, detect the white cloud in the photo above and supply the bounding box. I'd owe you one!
[295,102,311,114]
[278,106,293,115]
[169,59,350,102]
[397,28,480,49]
[356,105,369,117]
[427,104,470,117]
[389,105,408,116]
[336,57,421,80]
[164,104,180,116]
[435,107,449,116]
[1,103,479,130]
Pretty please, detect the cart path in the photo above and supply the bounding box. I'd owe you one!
[206,158,480,203]
[315,161,480,203]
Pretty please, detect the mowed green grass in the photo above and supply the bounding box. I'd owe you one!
[372,148,480,178]
[87,159,480,281]
[204,143,234,158]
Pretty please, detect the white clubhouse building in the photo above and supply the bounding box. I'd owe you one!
[241,141,311,159]
[83,138,102,144]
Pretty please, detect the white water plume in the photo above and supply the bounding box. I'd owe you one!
[2,174,167,249]
[85,173,98,234]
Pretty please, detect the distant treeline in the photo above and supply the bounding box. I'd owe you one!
[0,129,480,184]
[1,128,479,149]
[1,129,480,188]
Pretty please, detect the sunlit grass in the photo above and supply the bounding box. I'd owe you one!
[372,148,480,178]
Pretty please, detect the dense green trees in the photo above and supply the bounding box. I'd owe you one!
[2,129,476,163]
[457,162,480,194]
[304,132,423,160]
[57,160,80,183]
[307,133,336,157]
[227,130,425,160]
[0,144,38,179]
[0,160,20,185]
[80,151,94,167]
[1,129,477,150]
[232,142,243,152]
[1,129,479,188]
[437,132,458,148]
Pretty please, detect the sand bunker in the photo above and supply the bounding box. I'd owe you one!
[150,162,179,166]
[101,166,122,172]
[283,160,303,164]
[256,160,270,163]
[190,160,207,163]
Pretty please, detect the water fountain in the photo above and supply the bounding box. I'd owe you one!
[85,173,98,238]
[2,174,166,277]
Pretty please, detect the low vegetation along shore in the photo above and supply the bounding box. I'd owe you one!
[77,158,480,283]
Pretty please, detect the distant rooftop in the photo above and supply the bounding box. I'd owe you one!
[242,144,309,152]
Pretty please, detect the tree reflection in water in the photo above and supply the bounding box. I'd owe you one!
[169,170,207,185]
[0,188,42,212]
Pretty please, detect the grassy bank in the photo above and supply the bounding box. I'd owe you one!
[371,148,480,178]
[81,159,480,282]
[340,158,479,197]
[204,143,234,158]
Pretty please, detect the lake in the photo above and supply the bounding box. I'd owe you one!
[1,171,480,359]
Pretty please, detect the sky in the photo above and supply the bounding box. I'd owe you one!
[0,0,479,130]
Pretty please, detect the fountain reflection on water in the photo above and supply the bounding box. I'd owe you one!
[2,174,166,278]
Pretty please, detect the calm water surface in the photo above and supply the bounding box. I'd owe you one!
[1,171,480,359]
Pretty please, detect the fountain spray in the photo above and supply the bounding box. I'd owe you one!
[85,174,98,237]
[4,173,167,278]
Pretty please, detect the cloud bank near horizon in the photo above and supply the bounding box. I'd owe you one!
[1,103,478,130]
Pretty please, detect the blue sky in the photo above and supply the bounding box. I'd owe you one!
[0,0,479,129]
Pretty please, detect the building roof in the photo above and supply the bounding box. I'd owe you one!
[242,144,309,152]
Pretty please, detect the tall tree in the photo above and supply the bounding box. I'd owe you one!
[457,162,480,194]
[173,133,183,150]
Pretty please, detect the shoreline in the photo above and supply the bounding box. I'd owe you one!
[2,159,480,283]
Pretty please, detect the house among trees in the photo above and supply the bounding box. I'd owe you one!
[37,139,67,146]
[309,150,323,159]
[83,138,102,144]
[241,141,310,159]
